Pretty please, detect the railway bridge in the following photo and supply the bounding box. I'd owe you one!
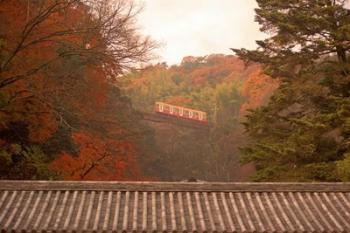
[142,112,210,130]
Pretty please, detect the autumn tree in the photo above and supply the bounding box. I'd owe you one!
[0,0,157,179]
[0,0,156,121]
[0,0,156,89]
[50,132,140,180]
[234,0,350,181]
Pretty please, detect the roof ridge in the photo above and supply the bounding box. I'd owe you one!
[1,181,350,192]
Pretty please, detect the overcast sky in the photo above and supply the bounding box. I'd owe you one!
[137,0,265,65]
[137,0,350,65]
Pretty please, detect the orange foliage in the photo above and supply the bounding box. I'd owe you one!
[50,132,141,180]
[0,0,115,140]
[164,96,193,106]
[175,55,246,85]
[176,55,278,115]
[240,69,279,115]
[0,1,145,181]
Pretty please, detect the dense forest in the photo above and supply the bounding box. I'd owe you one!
[0,0,349,182]
[121,55,277,181]
[0,0,158,180]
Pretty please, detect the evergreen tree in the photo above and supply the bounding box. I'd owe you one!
[233,0,350,78]
[233,0,350,181]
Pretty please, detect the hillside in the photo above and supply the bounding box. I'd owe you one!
[122,54,278,181]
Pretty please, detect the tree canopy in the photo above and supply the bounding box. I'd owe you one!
[0,0,157,180]
[233,0,350,78]
[234,0,350,181]
[122,55,277,181]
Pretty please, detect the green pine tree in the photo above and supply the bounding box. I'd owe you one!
[233,0,350,181]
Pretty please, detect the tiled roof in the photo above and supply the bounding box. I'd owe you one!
[1,181,350,232]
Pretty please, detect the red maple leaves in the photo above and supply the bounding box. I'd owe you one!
[50,132,140,180]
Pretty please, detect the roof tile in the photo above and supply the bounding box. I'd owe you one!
[0,181,350,232]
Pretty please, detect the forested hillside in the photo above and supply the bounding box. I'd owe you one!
[122,54,278,181]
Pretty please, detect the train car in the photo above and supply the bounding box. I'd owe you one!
[154,102,208,124]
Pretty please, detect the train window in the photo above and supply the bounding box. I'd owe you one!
[199,113,203,120]
[179,107,183,116]
[193,112,199,119]
[164,105,170,112]
[173,107,180,115]
[156,103,162,112]
[183,110,189,117]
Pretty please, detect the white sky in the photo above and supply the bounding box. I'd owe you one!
[137,0,350,65]
[137,0,265,65]
[346,0,350,8]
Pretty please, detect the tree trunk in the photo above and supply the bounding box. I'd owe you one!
[336,46,347,64]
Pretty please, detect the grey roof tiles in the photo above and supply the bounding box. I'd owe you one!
[0,181,350,232]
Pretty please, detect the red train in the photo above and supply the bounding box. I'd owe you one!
[154,102,208,124]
